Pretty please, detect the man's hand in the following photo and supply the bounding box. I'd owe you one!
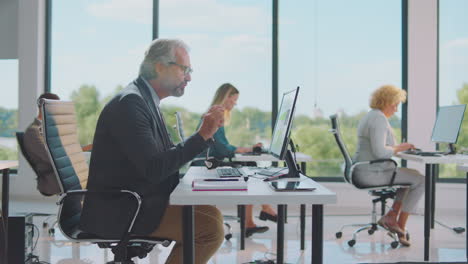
[198,105,225,141]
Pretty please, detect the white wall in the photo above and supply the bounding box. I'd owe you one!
[407,0,438,173]
[0,0,18,59]
[11,0,54,202]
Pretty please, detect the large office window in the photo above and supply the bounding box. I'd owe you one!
[159,0,272,150]
[0,60,18,160]
[50,0,152,145]
[438,0,468,179]
[279,0,402,177]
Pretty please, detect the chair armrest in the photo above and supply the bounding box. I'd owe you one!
[369,158,398,167]
[58,189,142,241]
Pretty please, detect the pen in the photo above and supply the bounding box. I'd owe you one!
[204,179,238,181]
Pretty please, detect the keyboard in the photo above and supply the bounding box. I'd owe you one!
[216,168,243,178]
[417,151,445,156]
[241,152,262,156]
[403,149,445,156]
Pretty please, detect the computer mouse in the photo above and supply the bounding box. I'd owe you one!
[253,146,263,154]
[412,148,422,152]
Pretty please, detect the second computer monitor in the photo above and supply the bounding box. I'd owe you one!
[431,104,466,153]
[269,87,300,160]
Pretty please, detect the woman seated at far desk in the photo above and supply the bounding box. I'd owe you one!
[353,85,425,247]
[194,83,278,237]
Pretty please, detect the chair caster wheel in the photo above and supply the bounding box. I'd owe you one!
[224,234,232,241]
[48,228,55,237]
[347,239,356,247]
[368,229,374,235]
[335,232,342,238]
[391,241,399,248]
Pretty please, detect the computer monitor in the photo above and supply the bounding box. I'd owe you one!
[431,104,466,154]
[269,86,301,178]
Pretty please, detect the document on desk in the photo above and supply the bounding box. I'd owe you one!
[192,178,247,191]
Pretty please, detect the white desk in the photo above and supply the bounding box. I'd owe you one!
[0,160,19,263]
[396,153,468,261]
[456,164,468,261]
[170,166,336,264]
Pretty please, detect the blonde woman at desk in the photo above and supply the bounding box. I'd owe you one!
[195,83,278,237]
[353,85,425,246]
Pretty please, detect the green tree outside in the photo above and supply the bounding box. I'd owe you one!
[1,83,467,179]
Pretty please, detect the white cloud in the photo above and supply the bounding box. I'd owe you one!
[86,0,151,24]
[442,38,468,50]
[160,0,269,34]
[86,0,269,33]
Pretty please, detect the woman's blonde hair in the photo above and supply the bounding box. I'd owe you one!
[370,85,407,110]
[210,83,239,125]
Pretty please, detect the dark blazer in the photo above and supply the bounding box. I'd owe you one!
[80,77,210,238]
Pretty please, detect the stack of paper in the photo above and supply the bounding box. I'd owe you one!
[192,178,247,191]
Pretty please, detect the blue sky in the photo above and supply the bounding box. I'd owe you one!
[1,0,467,117]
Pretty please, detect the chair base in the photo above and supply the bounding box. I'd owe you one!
[336,222,400,248]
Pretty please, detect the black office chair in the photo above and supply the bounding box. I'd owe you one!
[40,99,171,264]
[329,114,410,248]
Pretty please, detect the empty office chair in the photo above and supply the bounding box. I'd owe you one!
[40,99,170,263]
[329,114,410,248]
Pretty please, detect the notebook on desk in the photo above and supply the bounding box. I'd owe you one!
[192,178,247,191]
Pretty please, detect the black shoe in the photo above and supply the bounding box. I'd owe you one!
[259,211,278,223]
[246,226,269,237]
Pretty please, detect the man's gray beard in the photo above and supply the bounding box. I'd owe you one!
[171,86,185,97]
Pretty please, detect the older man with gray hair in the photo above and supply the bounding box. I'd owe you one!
[80,39,225,263]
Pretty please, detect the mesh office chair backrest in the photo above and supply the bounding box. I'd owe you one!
[40,99,88,235]
[330,114,354,184]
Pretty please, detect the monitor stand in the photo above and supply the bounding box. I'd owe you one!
[265,150,301,181]
[283,149,301,178]
[447,143,457,154]
[262,148,303,182]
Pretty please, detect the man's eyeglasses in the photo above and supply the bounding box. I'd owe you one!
[168,62,193,75]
